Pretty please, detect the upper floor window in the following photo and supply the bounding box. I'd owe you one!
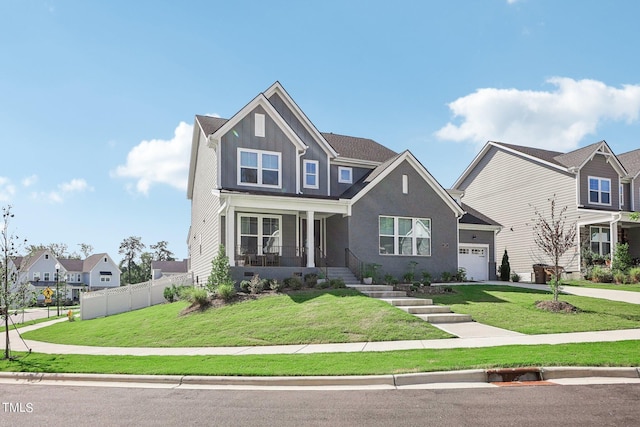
[33,272,41,281]
[44,272,50,281]
[379,216,431,256]
[620,184,624,208]
[338,167,352,184]
[238,148,281,188]
[303,160,319,189]
[589,177,611,205]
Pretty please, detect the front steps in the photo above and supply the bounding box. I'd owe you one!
[347,284,472,324]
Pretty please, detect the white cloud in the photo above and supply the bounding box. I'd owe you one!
[31,178,93,204]
[435,77,640,151]
[22,175,38,187]
[112,122,193,195]
[0,177,16,202]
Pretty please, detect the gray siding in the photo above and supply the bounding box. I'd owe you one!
[579,154,621,210]
[325,214,349,267]
[189,130,221,286]
[348,160,459,279]
[622,182,631,210]
[269,93,330,196]
[458,146,580,276]
[330,165,373,197]
[220,106,298,194]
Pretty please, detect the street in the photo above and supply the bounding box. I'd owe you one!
[2,383,639,426]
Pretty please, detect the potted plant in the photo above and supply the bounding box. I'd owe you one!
[362,263,379,285]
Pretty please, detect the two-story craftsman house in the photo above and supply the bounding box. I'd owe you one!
[187,82,499,284]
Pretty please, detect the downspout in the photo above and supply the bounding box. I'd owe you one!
[296,147,308,194]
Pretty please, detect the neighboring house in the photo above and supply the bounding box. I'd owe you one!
[151,259,189,280]
[453,140,640,279]
[187,82,498,283]
[12,250,121,304]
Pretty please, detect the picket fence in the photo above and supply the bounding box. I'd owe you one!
[80,273,194,320]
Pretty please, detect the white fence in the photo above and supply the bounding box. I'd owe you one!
[80,273,194,320]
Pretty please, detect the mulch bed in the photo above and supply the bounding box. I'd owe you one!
[535,300,579,313]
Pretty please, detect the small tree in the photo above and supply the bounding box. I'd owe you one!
[611,242,632,273]
[1,206,29,360]
[118,236,145,284]
[206,244,234,293]
[531,196,577,302]
[499,249,511,281]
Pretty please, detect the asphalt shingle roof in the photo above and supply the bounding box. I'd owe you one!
[618,148,640,177]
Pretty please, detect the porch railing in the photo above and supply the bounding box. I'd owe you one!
[315,246,328,279]
[345,248,364,280]
[234,245,328,270]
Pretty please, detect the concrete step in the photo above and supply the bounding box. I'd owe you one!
[417,313,473,323]
[361,290,408,298]
[347,285,394,292]
[400,305,452,314]
[381,297,434,306]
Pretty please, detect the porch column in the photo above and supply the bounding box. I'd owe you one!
[306,210,315,268]
[610,219,618,257]
[226,205,235,267]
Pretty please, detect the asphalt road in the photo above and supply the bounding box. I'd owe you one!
[2,383,639,426]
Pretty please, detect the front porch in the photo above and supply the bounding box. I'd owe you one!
[579,211,640,271]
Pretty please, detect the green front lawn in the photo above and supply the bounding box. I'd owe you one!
[22,289,452,347]
[427,285,640,334]
[2,341,639,376]
[561,279,640,292]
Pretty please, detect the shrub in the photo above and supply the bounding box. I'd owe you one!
[613,271,628,285]
[330,278,346,289]
[239,280,251,293]
[402,272,414,283]
[163,286,176,302]
[269,279,282,292]
[612,243,633,273]
[248,274,264,294]
[421,271,432,285]
[591,266,613,283]
[318,280,331,289]
[383,273,395,285]
[207,244,234,292]
[185,287,210,307]
[217,283,236,302]
[510,272,521,282]
[441,272,452,282]
[499,249,511,281]
[304,273,318,287]
[284,276,303,290]
[455,268,467,282]
[629,267,640,283]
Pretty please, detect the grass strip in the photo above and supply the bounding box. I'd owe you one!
[1,341,639,376]
[428,285,640,334]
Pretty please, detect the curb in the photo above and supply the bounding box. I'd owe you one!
[2,367,640,388]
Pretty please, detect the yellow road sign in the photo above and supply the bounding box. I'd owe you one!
[44,298,52,304]
[43,287,54,299]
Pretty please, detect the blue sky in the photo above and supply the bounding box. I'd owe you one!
[2,0,640,262]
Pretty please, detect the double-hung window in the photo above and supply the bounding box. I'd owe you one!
[588,177,611,205]
[239,214,281,255]
[379,216,431,256]
[590,226,611,256]
[238,148,281,188]
[303,160,319,189]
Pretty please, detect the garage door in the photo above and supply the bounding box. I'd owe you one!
[458,245,488,281]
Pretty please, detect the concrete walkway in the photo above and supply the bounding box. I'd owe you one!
[2,283,639,356]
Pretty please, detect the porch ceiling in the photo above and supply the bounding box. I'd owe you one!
[221,191,350,215]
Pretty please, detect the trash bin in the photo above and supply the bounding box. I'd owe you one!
[533,264,547,284]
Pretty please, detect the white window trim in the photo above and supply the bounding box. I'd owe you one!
[379,216,432,257]
[303,159,319,189]
[237,148,282,189]
[620,183,624,208]
[588,176,611,206]
[402,174,408,194]
[238,213,283,256]
[33,272,40,281]
[338,166,352,184]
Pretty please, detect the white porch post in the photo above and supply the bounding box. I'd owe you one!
[226,205,236,267]
[610,219,618,257]
[306,210,315,268]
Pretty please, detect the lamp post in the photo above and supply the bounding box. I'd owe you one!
[55,263,60,316]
